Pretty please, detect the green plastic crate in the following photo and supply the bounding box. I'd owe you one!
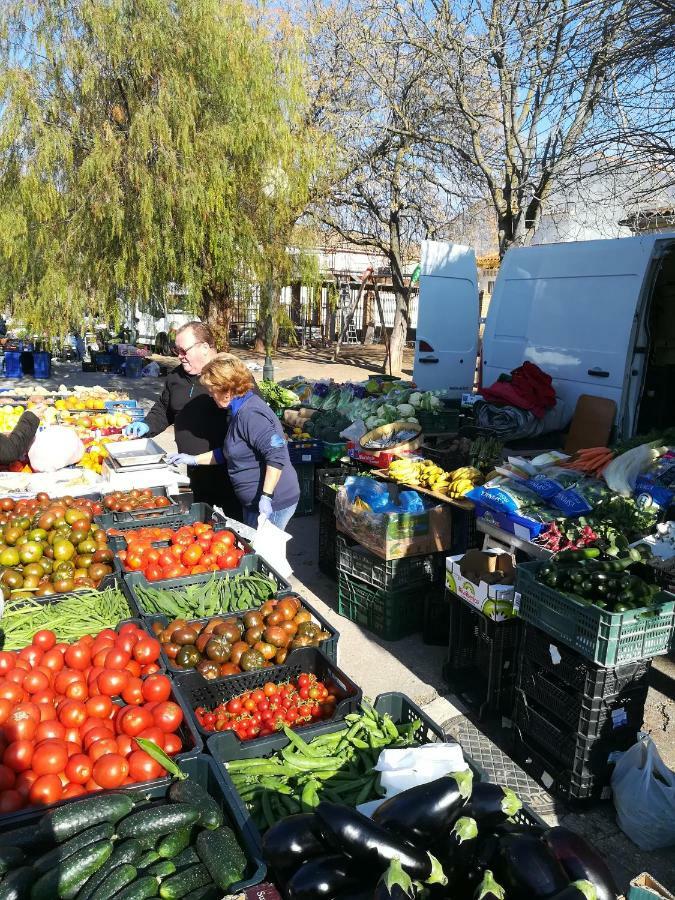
[337,570,425,640]
[516,561,675,666]
[322,441,347,463]
[417,406,460,434]
[294,462,315,517]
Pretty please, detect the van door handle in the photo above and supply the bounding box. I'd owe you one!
[419,357,439,364]
[588,368,609,377]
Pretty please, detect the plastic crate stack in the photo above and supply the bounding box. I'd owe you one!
[315,467,352,579]
[286,438,324,518]
[512,623,652,802]
[336,534,445,642]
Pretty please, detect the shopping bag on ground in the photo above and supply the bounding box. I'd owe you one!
[251,518,292,579]
[611,736,675,850]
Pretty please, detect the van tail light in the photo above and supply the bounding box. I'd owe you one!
[418,340,434,352]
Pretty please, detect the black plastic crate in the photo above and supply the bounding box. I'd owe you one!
[287,439,323,465]
[449,505,480,554]
[423,587,450,646]
[512,689,643,782]
[337,570,425,641]
[174,648,361,757]
[106,502,229,550]
[94,486,187,527]
[443,591,521,719]
[520,624,653,698]
[517,654,650,733]
[316,466,353,509]
[512,729,612,803]
[336,534,444,591]
[294,462,315,517]
[0,756,265,893]
[318,503,337,579]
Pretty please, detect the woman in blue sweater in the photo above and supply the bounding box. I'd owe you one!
[168,354,299,530]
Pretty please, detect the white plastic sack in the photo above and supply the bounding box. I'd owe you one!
[251,518,292,579]
[28,426,84,473]
[375,743,469,798]
[611,736,675,850]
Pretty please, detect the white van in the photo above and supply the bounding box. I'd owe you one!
[413,233,675,438]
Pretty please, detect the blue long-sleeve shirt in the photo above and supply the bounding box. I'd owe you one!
[215,394,300,511]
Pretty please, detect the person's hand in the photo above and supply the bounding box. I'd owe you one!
[166,452,198,467]
[258,494,273,525]
[123,421,150,438]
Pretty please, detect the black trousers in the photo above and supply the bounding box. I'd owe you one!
[188,464,242,521]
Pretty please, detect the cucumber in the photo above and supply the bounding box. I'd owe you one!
[137,852,160,871]
[171,848,200,872]
[34,824,115,875]
[77,840,144,900]
[156,830,191,860]
[0,827,48,852]
[110,877,159,900]
[145,862,175,879]
[39,795,134,843]
[89,865,137,900]
[32,840,113,900]
[0,867,36,900]
[167,782,222,831]
[0,848,25,876]
[182,888,220,900]
[158,865,212,900]
[116,806,200,843]
[195,827,247,891]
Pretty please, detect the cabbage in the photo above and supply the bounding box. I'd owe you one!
[409,392,423,407]
[397,403,415,417]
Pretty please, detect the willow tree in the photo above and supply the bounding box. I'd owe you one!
[0,0,318,340]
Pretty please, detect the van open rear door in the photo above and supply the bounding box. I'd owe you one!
[413,241,479,393]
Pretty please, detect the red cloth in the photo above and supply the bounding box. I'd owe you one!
[480,361,556,418]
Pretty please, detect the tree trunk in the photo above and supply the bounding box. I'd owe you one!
[201,283,231,350]
[383,202,409,377]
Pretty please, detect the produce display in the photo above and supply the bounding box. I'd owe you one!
[114,524,247,579]
[0,625,191,814]
[148,594,331,674]
[102,490,174,514]
[259,382,300,411]
[387,460,483,499]
[469,435,504,473]
[302,411,351,443]
[135,571,278,619]
[362,428,418,450]
[224,705,425,831]
[0,754,251,900]
[558,446,615,478]
[262,775,620,900]
[0,495,115,597]
[194,674,338,737]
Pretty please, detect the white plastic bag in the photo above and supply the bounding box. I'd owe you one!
[28,426,84,472]
[251,518,292,579]
[611,736,675,850]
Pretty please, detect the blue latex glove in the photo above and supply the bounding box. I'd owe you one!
[123,421,149,438]
[258,494,273,523]
[166,452,198,467]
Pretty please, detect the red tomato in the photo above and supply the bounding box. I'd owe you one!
[217,551,238,569]
[152,702,183,733]
[85,695,113,719]
[54,669,84,695]
[65,680,89,701]
[0,653,15,675]
[14,770,38,798]
[4,712,38,743]
[88,738,119,762]
[144,565,163,582]
[0,789,23,813]
[158,550,175,568]
[125,553,144,571]
[38,704,57,723]
[118,623,141,638]
[32,630,56,651]
[137,727,165,749]
[125,660,142,678]
[162,733,182,756]
[3,741,34,772]
[58,700,87,728]
[127,750,164,782]
[64,643,91,671]
[40,649,65,674]
[32,740,68,776]
[64,727,82,745]
[5,670,25,687]
[17,646,43,668]
[217,530,235,549]
[62,782,86,799]
[35,721,66,743]
[0,699,11,725]
[65,753,92,785]
[83,726,115,751]
[115,633,137,656]
[29,773,62,806]
[132,639,160,665]
[119,707,154,738]
[92,753,128,789]
[141,675,171,704]
[104,648,131,671]
[0,765,15,791]
[121,677,143,706]
[116,734,135,757]
[96,669,129,697]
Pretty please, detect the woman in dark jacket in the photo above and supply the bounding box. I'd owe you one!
[0,408,41,465]
[167,355,299,530]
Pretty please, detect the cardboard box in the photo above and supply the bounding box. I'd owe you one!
[629,874,675,900]
[335,482,452,560]
[445,549,516,620]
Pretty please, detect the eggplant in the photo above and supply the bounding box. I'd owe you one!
[373,858,417,899]
[372,771,473,843]
[261,813,326,877]
[542,827,619,900]
[495,833,568,898]
[286,854,363,899]
[441,817,479,875]
[315,801,447,886]
[550,883,598,900]
[453,832,500,900]
[474,869,506,900]
[461,782,522,827]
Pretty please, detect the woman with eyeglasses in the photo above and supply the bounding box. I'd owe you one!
[123,322,243,518]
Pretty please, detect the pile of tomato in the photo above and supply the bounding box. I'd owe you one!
[0,624,186,813]
[102,489,174,513]
[114,523,245,581]
[193,674,338,740]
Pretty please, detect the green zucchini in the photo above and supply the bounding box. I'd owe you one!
[171,848,200,872]
[156,829,191,860]
[182,888,220,900]
[116,806,200,843]
[137,852,160,871]
[77,840,144,900]
[31,840,113,900]
[0,867,36,900]
[89,865,137,900]
[34,824,114,874]
[39,795,134,843]
[108,877,158,900]
[158,865,212,900]
[195,827,247,891]
[0,826,48,852]
[167,782,222,830]
[145,862,175,879]
[0,848,25,876]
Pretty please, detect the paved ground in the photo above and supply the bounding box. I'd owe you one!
[4,358,674,893]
